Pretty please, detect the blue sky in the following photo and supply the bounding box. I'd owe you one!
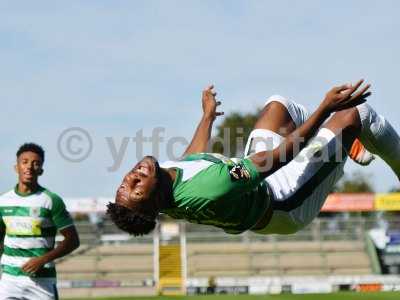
[1,1,399,197]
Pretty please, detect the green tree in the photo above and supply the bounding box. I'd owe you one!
[211,110,260,157]
[333,171,375,193]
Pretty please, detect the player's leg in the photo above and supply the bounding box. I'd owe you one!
[25,280,58,300]
[356,103,400,180]
[253,109,357,235]
[244,95,312,234]
[244,95,309,157]
[293,103,400,225]
[324,103,400,179]
[0,277,25,300]
[254,104,400,235]
[253,98,297,135]
[244,95,374,166]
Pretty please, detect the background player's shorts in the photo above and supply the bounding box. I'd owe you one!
[0,275,58,300]
[244,96,346,234]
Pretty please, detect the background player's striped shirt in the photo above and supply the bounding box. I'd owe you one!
[0,186,73,279]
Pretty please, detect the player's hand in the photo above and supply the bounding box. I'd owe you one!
[202,85,224,121]
[320,79,371,114]
[21,256,48,276]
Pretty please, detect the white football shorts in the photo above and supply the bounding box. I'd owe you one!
[0,274,58,300]
[245,95,346,234]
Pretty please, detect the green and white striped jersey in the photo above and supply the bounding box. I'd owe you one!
[160,153,271,234]
[0,186,74,279]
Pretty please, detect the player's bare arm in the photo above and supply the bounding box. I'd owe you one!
[21,226,80,274]
[182,85,224,156]
[250,80,371,178]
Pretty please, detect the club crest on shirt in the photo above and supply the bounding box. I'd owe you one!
[30,207,40,218]
[229,164,250,181]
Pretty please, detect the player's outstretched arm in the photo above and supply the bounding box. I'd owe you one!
[250,79,371,179]
[182,85,224,156]
[21,226,80,275]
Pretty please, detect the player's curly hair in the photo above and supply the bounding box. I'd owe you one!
[16,143,45,162]
[106,202,156,236]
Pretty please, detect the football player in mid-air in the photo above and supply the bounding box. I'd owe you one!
[107,80,400,235]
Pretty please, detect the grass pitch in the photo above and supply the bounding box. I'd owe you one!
[64,291,400,300]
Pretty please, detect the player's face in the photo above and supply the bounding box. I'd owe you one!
[15,151,43,185]
[116,156,160,209]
